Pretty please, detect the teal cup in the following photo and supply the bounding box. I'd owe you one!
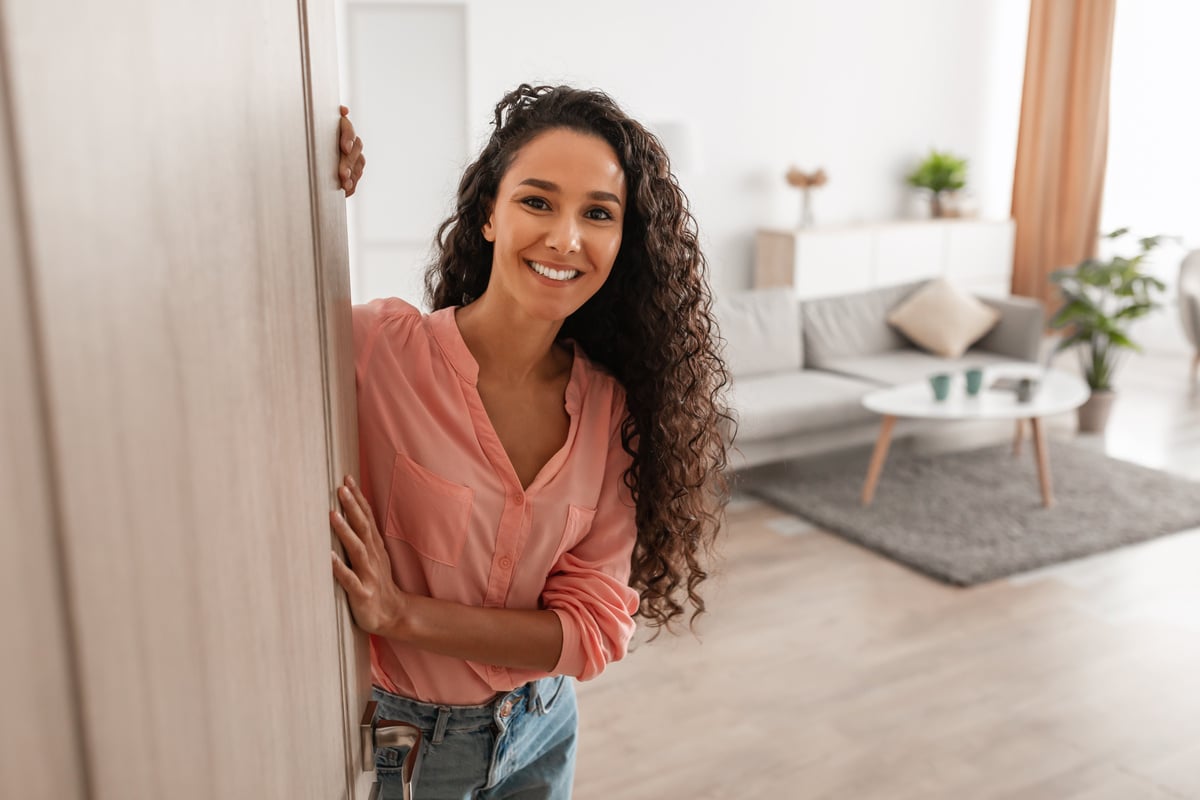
[929,373,951,401]
[965,367,984,396]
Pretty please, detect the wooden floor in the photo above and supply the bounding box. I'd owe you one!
[574,349,1200,799]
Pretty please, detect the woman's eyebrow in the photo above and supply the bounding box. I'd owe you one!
[517,178,622,206]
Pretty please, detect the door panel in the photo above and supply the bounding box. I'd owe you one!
[0,56,87,800]
[3,0,364,796]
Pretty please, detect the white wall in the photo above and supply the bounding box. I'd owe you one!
[340,0,1030,296]
[339,3,467,304]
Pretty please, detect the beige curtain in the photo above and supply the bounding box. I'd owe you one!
[1010,0,1117,313]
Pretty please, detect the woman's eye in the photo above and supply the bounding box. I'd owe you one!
[521,197,549,210]
[586,208,614,221]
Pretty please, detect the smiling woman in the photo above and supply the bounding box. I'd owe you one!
[479,127,626,319]
[331,84,733,799]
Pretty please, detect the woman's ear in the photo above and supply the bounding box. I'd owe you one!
[481,200,496,242]
[477,197,496,241]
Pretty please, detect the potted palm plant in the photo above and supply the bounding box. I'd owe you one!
[1049,228,1167,433]
[906,149,967,218]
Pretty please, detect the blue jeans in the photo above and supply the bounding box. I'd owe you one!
[371,675,577,800]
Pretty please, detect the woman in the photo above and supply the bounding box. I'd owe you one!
[330,84,732,799]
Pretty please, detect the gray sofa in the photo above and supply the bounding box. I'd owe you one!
[715,280,1046,470]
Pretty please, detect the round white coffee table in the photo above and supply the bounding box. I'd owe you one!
[860,364,1090,508]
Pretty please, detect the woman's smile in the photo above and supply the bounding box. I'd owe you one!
[526,259,582,283]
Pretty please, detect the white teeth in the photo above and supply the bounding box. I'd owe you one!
[529,261,579,281]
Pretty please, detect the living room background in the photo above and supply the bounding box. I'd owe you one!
[337,0,1031,299]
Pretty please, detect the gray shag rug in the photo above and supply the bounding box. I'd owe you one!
[737,440,1200,586]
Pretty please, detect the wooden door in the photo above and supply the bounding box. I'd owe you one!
[0,0,373,797]
[0,55,88,800]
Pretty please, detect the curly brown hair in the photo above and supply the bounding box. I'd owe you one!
[424,84,734,632]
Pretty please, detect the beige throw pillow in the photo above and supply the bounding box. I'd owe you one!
[886,278,1001,359]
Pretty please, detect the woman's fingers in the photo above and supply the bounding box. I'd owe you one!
[336,143,357,181]
[331,549,366,596]
[330,508,371,568]
[329,475,405,637]
[339,119,356,155]
[345,160,364,197]
[338,153,359,194]
[345,476,372,520]
[336,484,373,539]
[344,477,382,542]
[330,506,392,624]
[340,136,364,195]
[335,107,364,195]
[338,477,386,558]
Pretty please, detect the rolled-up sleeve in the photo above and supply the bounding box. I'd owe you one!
[542,399,640,680]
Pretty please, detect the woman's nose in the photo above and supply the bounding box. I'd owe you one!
[545,214,581,254]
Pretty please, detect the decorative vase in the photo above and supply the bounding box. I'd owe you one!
[799,187,815,228]
[1077,389,1115,433]
[786,166,826,228]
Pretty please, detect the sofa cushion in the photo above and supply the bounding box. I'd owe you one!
[973,295,1047,363]
[885,278,1001,359]
[713,287,803,377]
[815,349,1029,387]
[802,281,926,368]
[728,370,878,441]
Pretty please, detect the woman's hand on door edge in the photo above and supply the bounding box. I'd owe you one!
[330,474,407,637]
[338,106,365,197]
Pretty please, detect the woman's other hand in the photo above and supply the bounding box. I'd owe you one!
[338,105,365,197]
[330,475,406,637]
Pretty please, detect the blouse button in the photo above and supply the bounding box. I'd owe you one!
[500,556,513,569]
[512,493,524,505]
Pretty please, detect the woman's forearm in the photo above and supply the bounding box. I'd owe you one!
[385,594,565,673]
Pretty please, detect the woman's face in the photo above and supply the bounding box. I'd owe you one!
[481,127,626,323]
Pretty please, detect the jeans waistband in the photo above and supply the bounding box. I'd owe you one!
[372,676,555,735]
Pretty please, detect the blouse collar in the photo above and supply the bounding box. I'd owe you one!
[427,305,586,413]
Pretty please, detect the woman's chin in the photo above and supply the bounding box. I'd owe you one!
[513,290,587,323]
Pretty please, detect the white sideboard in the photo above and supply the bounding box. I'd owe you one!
[755,219,1015,299]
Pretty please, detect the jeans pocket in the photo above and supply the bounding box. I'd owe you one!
[539,675,568,713]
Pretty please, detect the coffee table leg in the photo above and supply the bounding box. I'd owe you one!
[1030,417,1054,508]
[1012,419,1025,456]
[861,415,897,506]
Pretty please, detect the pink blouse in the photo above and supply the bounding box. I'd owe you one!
[352,297,640,705]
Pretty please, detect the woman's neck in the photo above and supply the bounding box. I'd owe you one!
[453,296,570,386]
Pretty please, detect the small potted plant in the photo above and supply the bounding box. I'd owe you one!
[906,149,967,218]
[1049,228,1168,433]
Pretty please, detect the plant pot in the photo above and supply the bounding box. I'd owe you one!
[930,190,944,218]
[1077,389,1115,433]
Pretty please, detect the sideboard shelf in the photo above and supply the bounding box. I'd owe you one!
[755,218,1015,299]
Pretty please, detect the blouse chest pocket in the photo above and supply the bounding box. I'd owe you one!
[551,503,598,565]
[384,451,474,567]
